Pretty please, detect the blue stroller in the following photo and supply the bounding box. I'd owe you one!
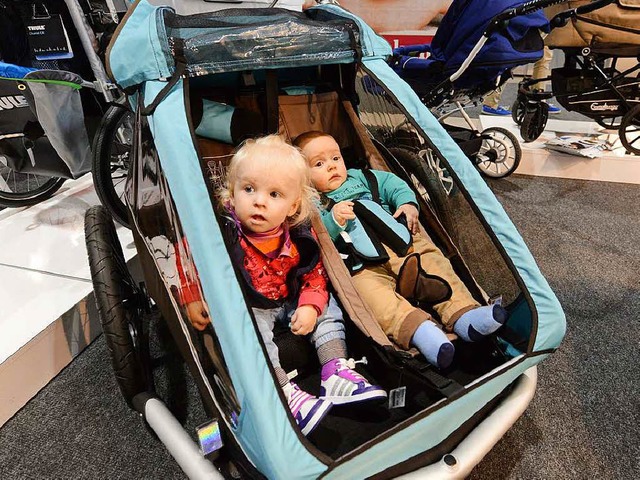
[84,2,565,478]
[390,0,554,178]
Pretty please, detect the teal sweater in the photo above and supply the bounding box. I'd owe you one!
[321,169,417,240]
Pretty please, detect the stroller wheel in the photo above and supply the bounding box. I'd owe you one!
[620,104,640,155]
[475,127,522,178]
[511,96,527,126]
[595,116,622,131]
[520,102,549,143]
[85,205,152,407]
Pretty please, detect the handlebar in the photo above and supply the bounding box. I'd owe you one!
[484,0,619,37]
[549,0,615,28]
[485,0,569,36]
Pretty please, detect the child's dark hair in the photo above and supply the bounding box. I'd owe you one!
[292,130,333,151]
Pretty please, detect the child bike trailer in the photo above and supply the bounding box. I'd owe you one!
[0,61,92,206]
[86,2,566,478]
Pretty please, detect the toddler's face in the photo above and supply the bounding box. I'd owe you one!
[302,135,348,193]
[230,161,301,233]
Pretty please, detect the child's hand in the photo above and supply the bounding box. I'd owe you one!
[394,203,419,234]
[290,305,318,336]
[185,301,210,331]
[332,201,355,226]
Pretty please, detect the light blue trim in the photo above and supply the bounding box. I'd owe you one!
[361,58,566,352]
[143,79,326,479]
[194,100,234,144]
[324,355,546,479]
[109,0,172,89]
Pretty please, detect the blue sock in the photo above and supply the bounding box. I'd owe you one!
[453,304,508,342]
[411,321,455,369]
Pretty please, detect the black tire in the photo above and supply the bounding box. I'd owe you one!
[511,96,527,126]
[85,205,149,406]
[0,163,65,207]
[92,104,134,228]
[595,116,622,130]
[619,104,640,155]
[475,127,522,178]
[387,147,457,230]
[519,102,549,143]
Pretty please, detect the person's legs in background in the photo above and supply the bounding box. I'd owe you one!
[532,45,561,113]
[482,86,511,116]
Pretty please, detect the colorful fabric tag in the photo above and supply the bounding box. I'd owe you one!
[196,420,224,455]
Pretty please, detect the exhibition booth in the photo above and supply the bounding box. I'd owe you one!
[0,0,638,478]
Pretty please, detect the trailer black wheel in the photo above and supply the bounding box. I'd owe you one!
[519,102,549,143]
[511,96,527,126]
[0,160,65,207]
[387,147,457,234]
[475,127,522,178]
[619,104,640,155]
[92,104,133,228]
[85,205,150,407]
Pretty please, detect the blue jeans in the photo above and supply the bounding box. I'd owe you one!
[252,294,345,369]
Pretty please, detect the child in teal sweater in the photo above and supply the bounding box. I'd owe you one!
[295,131,508,369]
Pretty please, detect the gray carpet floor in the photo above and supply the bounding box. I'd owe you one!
[1,174,639,479]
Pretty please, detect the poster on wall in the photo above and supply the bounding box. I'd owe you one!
[338,0,453,48]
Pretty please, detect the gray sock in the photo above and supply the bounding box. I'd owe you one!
[275,366,290,387]
[317,338,348,366]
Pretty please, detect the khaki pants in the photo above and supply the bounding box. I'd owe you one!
[532,45,553,91]
[483,86,504,109]
[351,233,479,349]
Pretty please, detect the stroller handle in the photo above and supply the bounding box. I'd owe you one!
[549,0,616,29]
[486,0,569,36]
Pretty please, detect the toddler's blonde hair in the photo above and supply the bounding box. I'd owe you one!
[218,134,318,228]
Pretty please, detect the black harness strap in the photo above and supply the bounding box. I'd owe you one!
[404,356,464,398]
[265,70,279,134]
[141,60,187,116]
[362,168,380,203]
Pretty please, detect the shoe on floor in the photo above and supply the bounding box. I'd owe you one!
[320,358,387,405]
[482,105,511,116]
[283,382,332,436]
[546,103,561,114]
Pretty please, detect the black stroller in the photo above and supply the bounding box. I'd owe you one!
[390,0,557,178]
[512,0,640,153]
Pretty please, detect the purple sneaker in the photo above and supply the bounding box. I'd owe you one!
[320,358,387,405]
[283,382,332,436]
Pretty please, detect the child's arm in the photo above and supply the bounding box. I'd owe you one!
[185,300,211,331]
[175,237,211,331]
[290,305,318,336]
[393,203,420,234]
[319,202,355,240]
[373,169,418,210]
[372,170,420,233]
[293,238,330,335]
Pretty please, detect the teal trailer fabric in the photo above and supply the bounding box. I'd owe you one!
[323,355,544,479]
[143,79,327,479]
[107,1,566,476]
[108,1,173,89]
[359,57,566,353]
